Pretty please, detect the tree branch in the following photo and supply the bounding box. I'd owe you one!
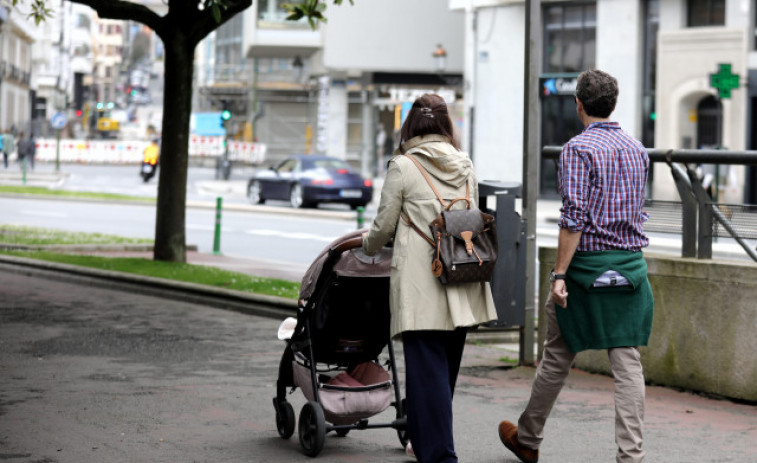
[68,0,165,35]
[187,0,251,46]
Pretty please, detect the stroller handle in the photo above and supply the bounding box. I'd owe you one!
[331,236,364,255]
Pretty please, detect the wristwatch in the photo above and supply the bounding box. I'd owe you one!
[549,269,567,283]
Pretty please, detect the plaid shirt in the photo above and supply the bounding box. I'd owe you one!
[558,121,650,252]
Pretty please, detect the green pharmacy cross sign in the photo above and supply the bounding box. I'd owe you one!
[710,63,740,99]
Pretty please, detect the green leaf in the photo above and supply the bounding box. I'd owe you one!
[286,10,304,21]
[211,4,221,23]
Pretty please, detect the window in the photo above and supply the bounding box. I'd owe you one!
[543,2,596,73]
[687,0,725,27]
[641,0,659,148]
[257,0,308,27]
[76,14,91,30]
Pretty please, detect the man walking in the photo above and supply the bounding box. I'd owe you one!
[498,69,654,463]
[17,132,37,171]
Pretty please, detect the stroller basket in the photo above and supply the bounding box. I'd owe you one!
[292,358,393,425]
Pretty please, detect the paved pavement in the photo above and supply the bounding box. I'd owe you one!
[2,165,757,462]
[1,264,756,463]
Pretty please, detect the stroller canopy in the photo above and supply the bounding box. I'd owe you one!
[299,229,392,301]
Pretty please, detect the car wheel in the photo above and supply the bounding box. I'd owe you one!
[290,183,307,208]
[247,180,264,204]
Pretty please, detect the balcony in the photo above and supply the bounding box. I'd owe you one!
[210,62,309,87]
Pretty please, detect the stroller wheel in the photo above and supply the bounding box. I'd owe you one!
[298,401,326,457]
[396,398,409,448]
[274,399,295,439]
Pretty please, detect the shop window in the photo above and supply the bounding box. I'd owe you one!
[543,2,596,73]
[687,0,725,27]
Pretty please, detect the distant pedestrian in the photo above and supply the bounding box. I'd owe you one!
[3,129,16,169]
[497,69,654,463]
[17,132,37,170]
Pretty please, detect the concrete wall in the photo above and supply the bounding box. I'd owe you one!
[538,247,757,402]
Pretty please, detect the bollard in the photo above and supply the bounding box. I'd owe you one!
[212,197,223,255]
[356,206,365,229]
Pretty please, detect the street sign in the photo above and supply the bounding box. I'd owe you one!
[51,111,67,130]
[710,63,739,99]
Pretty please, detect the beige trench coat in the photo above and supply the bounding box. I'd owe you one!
[362,134,497,338]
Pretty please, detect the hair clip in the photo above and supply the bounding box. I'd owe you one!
[420,108,434,119]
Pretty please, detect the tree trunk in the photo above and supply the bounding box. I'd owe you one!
[153,32,194,262]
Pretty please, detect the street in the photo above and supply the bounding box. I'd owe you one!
[1,266,756,462]
[3,163,756,271]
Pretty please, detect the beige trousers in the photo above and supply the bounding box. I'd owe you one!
[517,299,646,463]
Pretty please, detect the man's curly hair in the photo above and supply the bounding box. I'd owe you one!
[575,70,618,118]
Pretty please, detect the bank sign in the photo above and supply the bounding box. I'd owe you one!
[540,76,578,97]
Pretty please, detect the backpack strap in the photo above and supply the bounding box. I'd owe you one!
[400,152,472,249]
[401,212,435,248]
[404,153,470,210]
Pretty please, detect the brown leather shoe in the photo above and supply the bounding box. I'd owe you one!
[498,420,539,463]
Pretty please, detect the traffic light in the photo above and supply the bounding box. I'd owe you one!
[220,100,231,129]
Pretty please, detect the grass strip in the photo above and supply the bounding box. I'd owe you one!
[0,185,153,202]
[0,250,300,300]
[0,225,152,246]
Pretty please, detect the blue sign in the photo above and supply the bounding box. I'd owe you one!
[540,76,578,97]
[51,111,67,130]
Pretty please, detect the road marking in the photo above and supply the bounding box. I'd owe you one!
[22,210,69,218]
[244,229,336,242]
[187,224,236,232]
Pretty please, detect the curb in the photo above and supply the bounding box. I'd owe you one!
[0,254,298,319]
[0,253,519,345]
[0,244,198,252]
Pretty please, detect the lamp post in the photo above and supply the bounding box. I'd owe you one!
[432,44,447,76]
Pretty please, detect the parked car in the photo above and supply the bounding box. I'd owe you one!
[247,155,373,209]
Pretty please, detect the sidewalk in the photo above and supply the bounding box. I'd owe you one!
[1,263,755,462]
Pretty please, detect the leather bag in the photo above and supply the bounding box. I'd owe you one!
[402,154,498,285]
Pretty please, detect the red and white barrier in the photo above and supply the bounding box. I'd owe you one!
[34,137,267,164]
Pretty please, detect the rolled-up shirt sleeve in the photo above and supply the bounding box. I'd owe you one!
[558,142,590,232]
[363,160,404,256]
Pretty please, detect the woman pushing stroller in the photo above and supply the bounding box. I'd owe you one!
[362,93,497,463]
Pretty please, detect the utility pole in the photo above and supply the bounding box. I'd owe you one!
[521,0,541,366]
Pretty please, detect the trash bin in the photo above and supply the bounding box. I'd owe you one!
[478,181,527,327]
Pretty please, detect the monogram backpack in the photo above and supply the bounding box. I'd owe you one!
[401,154,498,285]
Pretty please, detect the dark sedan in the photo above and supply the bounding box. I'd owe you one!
[247,155,373,209]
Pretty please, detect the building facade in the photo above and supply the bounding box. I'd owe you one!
[194,0,465,175]
[31,0,71,137]
[453,0,756,203]
[0,3,37,134]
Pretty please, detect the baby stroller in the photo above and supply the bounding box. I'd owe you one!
[272,230,408,457]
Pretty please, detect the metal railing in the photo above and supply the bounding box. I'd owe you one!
[542,146,757,262]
